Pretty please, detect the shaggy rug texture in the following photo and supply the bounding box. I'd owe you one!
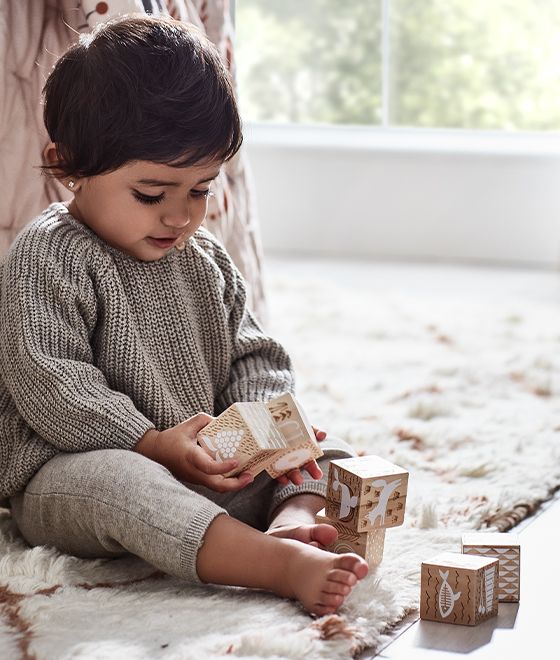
[2,261,560,659]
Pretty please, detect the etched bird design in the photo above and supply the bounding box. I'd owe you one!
[438,570,461,618]
[366,478,401,526]
[332,468,358,518]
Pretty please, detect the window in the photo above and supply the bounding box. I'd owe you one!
[236,0,560,131]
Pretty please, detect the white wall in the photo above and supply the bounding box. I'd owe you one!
[245,124,560,267]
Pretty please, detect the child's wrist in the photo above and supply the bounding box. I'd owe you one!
[134,428,160,459]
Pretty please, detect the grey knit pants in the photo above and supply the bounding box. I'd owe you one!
[10,437,355,585]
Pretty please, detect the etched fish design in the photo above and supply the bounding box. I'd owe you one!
[438,570,461,618]
[332,468,358,518]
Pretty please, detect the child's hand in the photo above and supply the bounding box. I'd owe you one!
[313,426,327,441]
[275,425,328,485]
[275,458,323,487]
[275,424,327,486]
[134,413,254,492]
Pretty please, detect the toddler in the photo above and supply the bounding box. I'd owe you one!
[0,15,368,616]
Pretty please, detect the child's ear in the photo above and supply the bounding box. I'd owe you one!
[42,142,76,188]
[42,141,61,168]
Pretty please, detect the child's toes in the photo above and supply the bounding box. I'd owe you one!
[312,603,337,617]
[325,581,352,597]
[328,568,358,587]
[328,569,357,587]
[334,553,369,580]
[319,592,346,609]
[310,523,338,548]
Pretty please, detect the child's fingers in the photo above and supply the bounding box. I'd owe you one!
[312,426,327,441]
[302,460,323,480]
[285,469,304,486]
[206,471,254,493]
[180,412,215,436]
[191,445,238,475]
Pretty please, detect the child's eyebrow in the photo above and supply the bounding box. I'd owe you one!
[135,178,180,187]
[135,172,220,187]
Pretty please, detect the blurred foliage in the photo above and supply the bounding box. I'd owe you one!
[236,0,560,130]
[236,0,382,124]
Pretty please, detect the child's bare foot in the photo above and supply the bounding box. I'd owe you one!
[276,541,369,616]
[266,522,338,548]
[196,515,366,617]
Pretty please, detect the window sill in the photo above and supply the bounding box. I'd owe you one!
[244,122,560,157]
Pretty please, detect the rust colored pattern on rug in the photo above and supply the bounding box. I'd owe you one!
[0,572,165,660]
[1,584,35,660]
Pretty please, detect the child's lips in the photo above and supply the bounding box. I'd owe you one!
[147,236,179,249]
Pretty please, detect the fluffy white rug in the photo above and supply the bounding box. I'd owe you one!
[2,261,560,659]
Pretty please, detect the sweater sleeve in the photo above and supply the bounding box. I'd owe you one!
[212,242,295,413]
[0,238,154,453]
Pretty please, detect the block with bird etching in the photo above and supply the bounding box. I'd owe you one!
[420,552,499,626]
[315,508,385,567]
[325,456,409,532]
[462,532,520,602]
[197,394,323,478]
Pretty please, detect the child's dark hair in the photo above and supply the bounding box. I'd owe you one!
[41,15,242,179]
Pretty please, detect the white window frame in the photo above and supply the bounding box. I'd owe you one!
[235,2,560,266]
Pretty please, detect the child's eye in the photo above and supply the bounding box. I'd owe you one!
[132,191,164,205]
[132,189,215,205]
[190,189,215,199]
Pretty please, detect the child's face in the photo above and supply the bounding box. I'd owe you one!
[67,159,222,261]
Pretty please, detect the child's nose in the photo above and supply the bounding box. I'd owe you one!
[162,210,191,229]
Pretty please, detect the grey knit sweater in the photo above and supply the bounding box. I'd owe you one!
[0,202,294,500]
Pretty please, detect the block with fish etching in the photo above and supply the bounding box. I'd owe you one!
[325,456,409,532]
[197,402,286,477]
[420,552,499,626]
[462,532,520,602]
[265,393,323,478]
[315,508,385,567]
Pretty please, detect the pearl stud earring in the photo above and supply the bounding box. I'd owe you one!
[67,181,75,189]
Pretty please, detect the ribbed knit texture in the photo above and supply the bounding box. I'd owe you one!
[0,202,294,500]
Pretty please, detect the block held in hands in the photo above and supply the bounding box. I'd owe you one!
[265,393,323,478]
[197,393,323,478]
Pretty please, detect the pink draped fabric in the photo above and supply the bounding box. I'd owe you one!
[0,0,267,322]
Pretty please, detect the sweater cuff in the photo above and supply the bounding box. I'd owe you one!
[112,411,155,451]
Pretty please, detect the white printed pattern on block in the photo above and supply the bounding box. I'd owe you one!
[478,566,496,614]
[200,428,245,462]
[438,570,461,619]
[332,468,358,518]
[465,546,520,599]
[366,478,401,526]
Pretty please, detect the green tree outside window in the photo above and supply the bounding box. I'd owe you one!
[236,0,560,131]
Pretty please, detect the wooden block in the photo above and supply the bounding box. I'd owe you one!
[265,392,324,478]
[197,402,286,477]
[420,552,499,626]
[315,508,385,567]
[462,532,520,602]
[197,394,323,478]
[325,456,409,532]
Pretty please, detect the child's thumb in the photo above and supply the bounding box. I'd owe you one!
[181,412,215,436]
